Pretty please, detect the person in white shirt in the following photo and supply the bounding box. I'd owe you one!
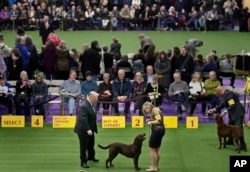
[188,72,207,117]
[0,74,13,115]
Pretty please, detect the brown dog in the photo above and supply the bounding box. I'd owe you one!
[98,133,146,171]
[214,114,242,153]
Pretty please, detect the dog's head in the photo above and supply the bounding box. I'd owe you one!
[133,133,146,145]
[213,114,224,124]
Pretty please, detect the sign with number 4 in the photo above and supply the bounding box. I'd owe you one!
[186,116,198,129]
[31,116,44,128]
[132,116,144,128]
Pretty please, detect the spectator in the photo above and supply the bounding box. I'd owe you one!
[0,6,10,30]
[176,46,195,84]
[15,37,30,75]
[103,46,113,78]
[85,6,95,29]
[185,39,203,58]
[141,6,151,30]
[8,48,23,81]
[188,72,207,117]
[194,54,205,72]
[98,73,112,115]
[132,53,144,75]
[39,15,54,45]
[166,6,178,31]
[112,69,132,118]
[131,72,146,116]
[10,4,19,30]
[178,8,188,30]
[187,6,198,31]
[15,27,26,45]
[110,6,120,30]
[32,74,48,117]
[0,35,11,69]
[41,40,57,80]
[198,6,206,30]
[168,72,189,120]
[204,71,221,118]
[138,33,154,53]
[60,70,81,116]
[56,41,70,80]
[14,71,32,118]
[202,54,219,80]
[219,53,235,87]
[110,36,121,60]
[25,36,38,79]
[81,71,98,97]
[145,75,164,107]
[207,6,219,30]
[143,45,157,72]
[46,33,61,47]
[80,40,101,82]
[170,46,180,82]
[0,74,13,115]
[144,65,154,84]
[120,4,131,30]
[154,51,171,90]
[116,55,133,79]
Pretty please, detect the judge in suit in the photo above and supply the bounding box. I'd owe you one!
[39,15,54,45]
[74,91,99,168]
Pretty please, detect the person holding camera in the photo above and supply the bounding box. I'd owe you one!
[188,72,207,117]
[168,72,189,120]
[14,71,32,118]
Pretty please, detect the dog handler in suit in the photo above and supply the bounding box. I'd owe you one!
[208,86,247,151]
[143,102,165,172]
[74,91,100,168]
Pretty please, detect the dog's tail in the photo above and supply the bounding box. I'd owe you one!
[98,144,110,149]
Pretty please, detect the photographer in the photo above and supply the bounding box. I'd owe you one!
[14,71,32,118]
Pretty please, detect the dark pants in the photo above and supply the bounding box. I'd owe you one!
[113,97,130,115]
[77,133,96,163]
[0,96,12,114]
[219,72,236,87]
[14,96,31,116]
[32,96,46,115]
[174,93,186,115]
[206,94,220,114]
[228,116,246,147]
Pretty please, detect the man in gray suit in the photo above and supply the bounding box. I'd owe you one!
[74,91,99,168]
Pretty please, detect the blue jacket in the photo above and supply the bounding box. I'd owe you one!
[16,44,30,65]
[112,79,132,97]
[81,80,98,96]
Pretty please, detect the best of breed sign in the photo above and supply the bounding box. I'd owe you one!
[1,116,25,128]
[52,116,76,128]
[102,116,125,128]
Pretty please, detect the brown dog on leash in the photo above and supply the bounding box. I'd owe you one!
[98,133,146,171]
[214,114,242,153]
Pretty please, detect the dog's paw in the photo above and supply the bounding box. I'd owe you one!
[106,166,109,168]
[217,146,222,149]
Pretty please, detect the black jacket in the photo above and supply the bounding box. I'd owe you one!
[74,99,98,135]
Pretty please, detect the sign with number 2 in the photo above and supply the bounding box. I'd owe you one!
[132,116,144,128]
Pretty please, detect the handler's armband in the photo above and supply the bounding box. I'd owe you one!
[227,99,235,106]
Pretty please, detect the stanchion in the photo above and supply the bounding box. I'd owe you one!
[60,89,65,116]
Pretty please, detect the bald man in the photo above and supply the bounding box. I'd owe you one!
[208,86,247,151]
[204,71,221,118]
[74,91,99,168]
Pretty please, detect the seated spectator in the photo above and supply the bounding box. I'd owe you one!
[168,72,189,120]
[144,65,154,84]
[154,51,171,90]
[166,6,178,31]
[198,6,206,30]
[116,55,133,79]
[188,72,207,117]
[219,53,235,87]
[120,4,131,30]
[187,6,198,31]
[103,46,113,78]
[66,5,79,30]
[56,41,70,80]
[194,54,205,72]
[94,8,102,29]
[60,70,81,116]
[98,73,112,115]
[112,69,132,118]
[158,5,167,29]
[32,74,48,117]
[14,71,32,118]
[8,48,23,81]
[110,6,120,31]
[81,71,98,97]
[145,75,163,107]
[141,6,151,30]
[0,74,13,115]
[178,8,188,30]
[10,4,19,29]
[202,54,218,80]
[0,6,10,30]
[131,72,146,116]
[85,6,95,29]
[207,6,219,31]
[204,71,221,118]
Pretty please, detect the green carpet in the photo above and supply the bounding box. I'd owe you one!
[0,124,249,172]
[2,30,250,56]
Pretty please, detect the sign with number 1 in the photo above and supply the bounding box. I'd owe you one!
[132,116,144,128]
[186,116,198,129]
[31,116,44,128]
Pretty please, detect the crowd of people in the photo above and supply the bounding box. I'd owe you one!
[0,0,249,31]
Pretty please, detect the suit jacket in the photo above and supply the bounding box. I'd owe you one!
[39,21,54,42]
[74,99,98,135]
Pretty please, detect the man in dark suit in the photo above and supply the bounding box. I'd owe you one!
[74,91,99,168]
[39,15,54,45]
[208,86,247,151]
